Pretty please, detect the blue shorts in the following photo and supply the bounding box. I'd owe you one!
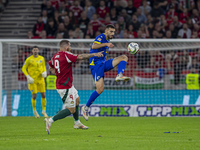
[90,59,114,84]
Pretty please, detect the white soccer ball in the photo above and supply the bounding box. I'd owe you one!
[128,42,139,54]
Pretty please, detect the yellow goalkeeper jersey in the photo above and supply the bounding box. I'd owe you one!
[22,55,46,83]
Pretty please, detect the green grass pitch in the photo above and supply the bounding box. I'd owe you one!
[0,117,200,150]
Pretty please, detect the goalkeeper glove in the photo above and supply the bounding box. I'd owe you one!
[42,71,47,78]
[26,75,34,84]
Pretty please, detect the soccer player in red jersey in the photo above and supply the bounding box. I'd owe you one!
[44,40,103,134]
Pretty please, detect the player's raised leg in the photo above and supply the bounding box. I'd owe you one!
[40,92,48,118]
[73,97,88,129]
[113,55,131,82]
[82,78,104,121]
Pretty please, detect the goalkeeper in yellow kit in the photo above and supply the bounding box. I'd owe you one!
[22,46,48,118]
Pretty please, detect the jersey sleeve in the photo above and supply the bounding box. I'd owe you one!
[22,57,30,76]
[65,53,78,63]
[48,60,54,68]
[94,35,104,44]
[42,57,47,72]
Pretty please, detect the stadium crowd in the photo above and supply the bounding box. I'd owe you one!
[16,0,200,88]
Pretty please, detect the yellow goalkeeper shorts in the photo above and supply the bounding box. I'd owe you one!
[28,81,46,94]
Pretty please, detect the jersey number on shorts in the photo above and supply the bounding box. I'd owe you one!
[55,60,60,73]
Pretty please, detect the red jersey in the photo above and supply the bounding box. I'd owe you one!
[70,6,83,24]
[49,51,78,89]
[96,6,109,19]
[89,20,102,32]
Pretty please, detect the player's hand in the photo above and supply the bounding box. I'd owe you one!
[26,75,34,84]
[42,71,47,78]
[106,43,114,48]
[94,51,104,57]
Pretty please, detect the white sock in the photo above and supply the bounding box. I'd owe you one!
[49,118,54,123]
[85,106,89,111]
[42,110,46,113]
[75,120,80,125]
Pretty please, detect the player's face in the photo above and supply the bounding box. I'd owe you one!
[32,48,39,56]
[106,28,115,39]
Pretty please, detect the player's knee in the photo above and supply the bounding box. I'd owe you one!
[76,98,80,105]
[32,94,37,99]
[41,93,46,98]
[121,55,128,62]
[69,107,76,114]
[97,86,104,94]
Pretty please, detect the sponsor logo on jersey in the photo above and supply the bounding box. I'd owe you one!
[97,38,102,41]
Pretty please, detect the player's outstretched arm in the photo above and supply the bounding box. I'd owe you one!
[77,51,104,60]
[92,43,114,49]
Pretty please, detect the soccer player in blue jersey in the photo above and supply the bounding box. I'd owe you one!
[82,24,131,121]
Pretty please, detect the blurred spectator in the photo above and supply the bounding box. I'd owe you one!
[138,24,149,38]
[137,30,143,38]
[165,5,178,22]
[41,10,48,24]
[70,0,83,24]
[95,30,101,37]
[146,57,158,69]
[126,0,136,16]
[40,30,55,39]
[127,24,138,38]
[55,23,68,38]
[73,26,84,39]
[122,29,128,38]
[68,29,74,39]
[68,10,75,24]
[46,18,57,37]
[58,1,69,19]
[63,16,74,31]
[85,34,91,39]
[191,31,198,38]
[115,0,123,16]
[96,0,109,19]
[179,0,195,13]
[179,8,189,23]
[196,0,200,13]
[191,9,200,25]
[121,9,131,24]
[118,16,126,31]
[178,23,191,38]
[172,16,182,31]
[51,0,59,10]
[190,57,200,72]
[27,31,33,39]
[32,17,45,36]
[147,22,154,36]
[154,23,165,38]
[169,23,178,38]
[166,0,179,12]
[182,50,192,69]
[136,51,150,68]
[164,30,172,38]
[139,0,152,16]
[110,7,118,24]
[56,33,63,39]
[114,23,123,38]
[84,0,96,20]
[104,16,112,26]
[130,14,141,31]
[136,8,147,24]
[151,30,159,38]
[159,14,167,29]
[157,0,168,13]
[41,0,55,18]
[86,23,95,38]
[54,11,62,26]
[79,11,90,34]
[186,18,193,30]
[105,0,114,9]
[150,2,163,18]
[152,50,165,68]
[89,13,102,32]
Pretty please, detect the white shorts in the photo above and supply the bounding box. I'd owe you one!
[57,85,79,108]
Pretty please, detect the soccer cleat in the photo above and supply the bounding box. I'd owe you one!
[42,112,48,118]
[74,122,89,129]
[115,73,131,82]
[82,106,89,121]
[44,118,51,134]
[33,111,40,118]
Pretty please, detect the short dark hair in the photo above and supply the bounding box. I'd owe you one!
[32,46,39,49]
[60,40,69,48]
[105,24,115,30]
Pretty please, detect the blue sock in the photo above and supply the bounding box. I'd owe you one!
[118,61,127,74]
[86,90,100,107]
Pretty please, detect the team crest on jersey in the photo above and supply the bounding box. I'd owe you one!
[97,38,102,41]
[40,60,42,63]
[71,101,74,104]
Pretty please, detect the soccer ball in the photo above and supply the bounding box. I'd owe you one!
[127,43,139,54]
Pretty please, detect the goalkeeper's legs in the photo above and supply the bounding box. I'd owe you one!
[83,78,104,121]
[32,94,39,118]
[112,55,131,82]
[41,92,48,118]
